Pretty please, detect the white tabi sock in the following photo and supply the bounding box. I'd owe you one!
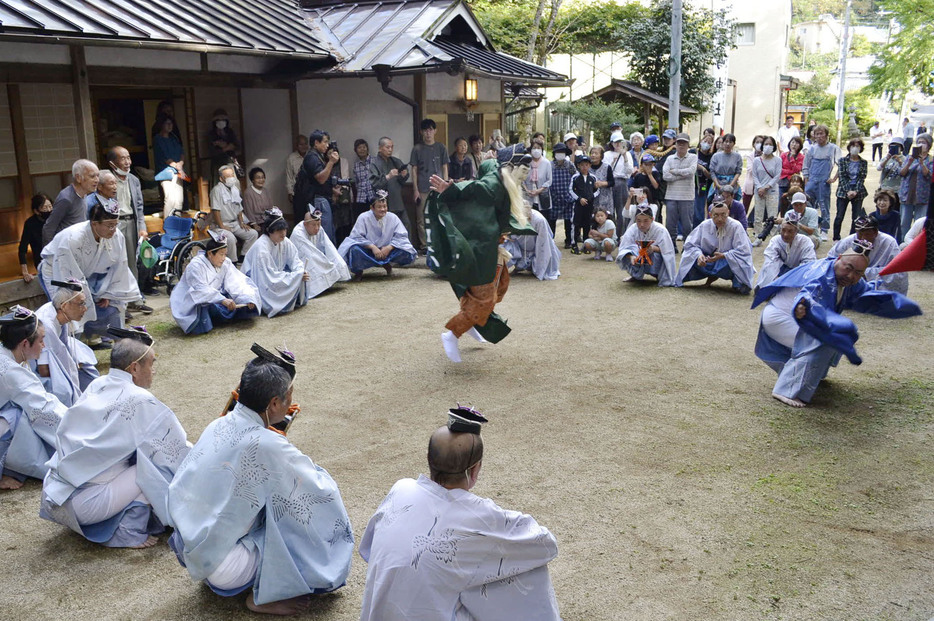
[442,330,462,363]
[466,327,487,343]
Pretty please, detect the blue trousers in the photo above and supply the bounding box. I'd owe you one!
[84,304,121,339]
[346,245,414,274]
[772,333,842,403]
[621,253,662,280]
[681,258,745,290]
[805,178,831,233]
[189,302,258,335]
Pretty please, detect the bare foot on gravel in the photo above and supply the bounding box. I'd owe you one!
[772,392,806,408]
[246,592,311,615]
[0,475,23,490]
[131,535,159,549]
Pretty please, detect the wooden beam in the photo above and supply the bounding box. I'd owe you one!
[70,46,96,160]
[289,83,300,139]
[7,84,33,212]
[414,74,427,144]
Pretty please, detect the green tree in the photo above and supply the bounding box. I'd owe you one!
[848,33,871,57]
[622,0,735,122]
[867,0,934,96]
[791,0,877,24]
[788,67,833,105]
[549,100,640,143]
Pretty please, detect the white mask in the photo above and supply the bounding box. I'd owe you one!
[700,142,711,151]
[224,176,237,188]
[849,147,860,155]
[112,166,128,177]
[555,153,567,162]
[762,145,774,155]
[531,148,543,159]
[215,120,227,130]
[754,142,763,151]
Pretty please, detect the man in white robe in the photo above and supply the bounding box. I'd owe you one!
[676,201,755,293]
[501,206,561,280]
[34,280,99,406]
[290,208,351,298]
[337,191,416,279]
[241,208,308,317]
[168,348,353,615]
[39,199,141,344]
[616,203,677,286]
[170,230,260,334]
[0,307,66,490]
[41,327,188,548]
[360,406,561,621]
[827,215,908,294]
[755,211,817,290]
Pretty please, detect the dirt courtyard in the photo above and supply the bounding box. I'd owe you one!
[1,233,933,621]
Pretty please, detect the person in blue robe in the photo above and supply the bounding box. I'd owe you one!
[0,306,66,490]
[41,326,188,548]
[751,242,921,407]
[167,346,353,616]
[240,208,308,317]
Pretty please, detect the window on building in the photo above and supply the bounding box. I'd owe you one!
[736,23,756,46]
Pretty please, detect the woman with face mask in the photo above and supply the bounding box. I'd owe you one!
[877,138,905,191]
[549,143,575,244]
[779,137,804,214]
[898,132,933,235]
[829,138,868,240]
[750,136,782,245]
[742,136,766,221]
[19,194,53,283]
[522,141,552,223]
[208,109,240,186]
[694,128,716,226]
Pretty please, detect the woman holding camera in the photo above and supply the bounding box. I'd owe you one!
[898,133,932,236]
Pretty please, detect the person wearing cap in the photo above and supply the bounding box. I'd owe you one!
[606,131,634,229]
[676,201,755,294]
[39,198,143,348]
[616,203,676,286]
[501,199,562,280]
[0,307,66,490]
[752,243,921,408]
[169,229,260,335]
[34,280,99,407]
[877,137,905,192]
[210,164,258,264]
[42,159,99,247]
[168,349,353,615]
[827,215,907,294]
[290,207,351,298]
[549,143,576,245]
[40,326,188,548]
[755,211,817,289]
[568,154,598,254]
[359,406,561,620]
[337,190,416,280]
[777,191,820,249]
[207,108,240,186]
[662,132,697,248]
[563,132,580,157]
[631,152,662,210]
[240,208,308,317]
[427,146,536,362]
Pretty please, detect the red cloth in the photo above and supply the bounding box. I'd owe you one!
[780,152,804,180]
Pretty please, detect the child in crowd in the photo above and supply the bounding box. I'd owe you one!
[569,155,598,254]
[583,208,616,261]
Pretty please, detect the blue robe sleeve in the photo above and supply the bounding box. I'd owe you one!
[793,286,863,364]
[845,281,922,318]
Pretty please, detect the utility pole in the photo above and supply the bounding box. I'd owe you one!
[834,0,852,145]
[668,0,683,130]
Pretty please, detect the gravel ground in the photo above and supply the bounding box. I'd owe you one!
[1,212,932,621]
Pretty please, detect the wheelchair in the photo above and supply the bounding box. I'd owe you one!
[149,210,207,294]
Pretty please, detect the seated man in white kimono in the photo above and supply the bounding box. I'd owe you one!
[168,346,353,615]
[360,406,561,621]
[337,190,416,280]
[752,242,921,408]
[676,201,755,293]
[616,203,676,286]
[170,229,260,335]
[39,199,142,347]
[501,203,561,280]
[290,207,351,298]
[755,211,817,290]
[34,279,100,406]
[41,326,188,548]
[827,215,908,294]
[0,307,66,490]
[241,208,308,318]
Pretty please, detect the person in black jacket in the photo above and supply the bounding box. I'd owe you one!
[568,155,598,254]
[19,193,52,283]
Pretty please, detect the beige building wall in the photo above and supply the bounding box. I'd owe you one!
[240,88,293,215]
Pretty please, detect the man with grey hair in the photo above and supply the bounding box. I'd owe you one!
[43,159,99,245]
[34,279,99,406]
[368,136,411,231]
[41,326,188,549]
[210,164,257,263]
[106,147,147,283]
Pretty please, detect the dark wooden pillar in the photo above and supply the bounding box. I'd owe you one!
[70,46,95,160]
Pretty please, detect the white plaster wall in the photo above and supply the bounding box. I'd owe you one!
[240,88,292,214]
[84,46,201,70]
[426,74,499,102]
[0,42,69,64]
[296,76,416,163]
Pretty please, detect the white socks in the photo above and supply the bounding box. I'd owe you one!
[442,330,462,363]
[466,327,487,343]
